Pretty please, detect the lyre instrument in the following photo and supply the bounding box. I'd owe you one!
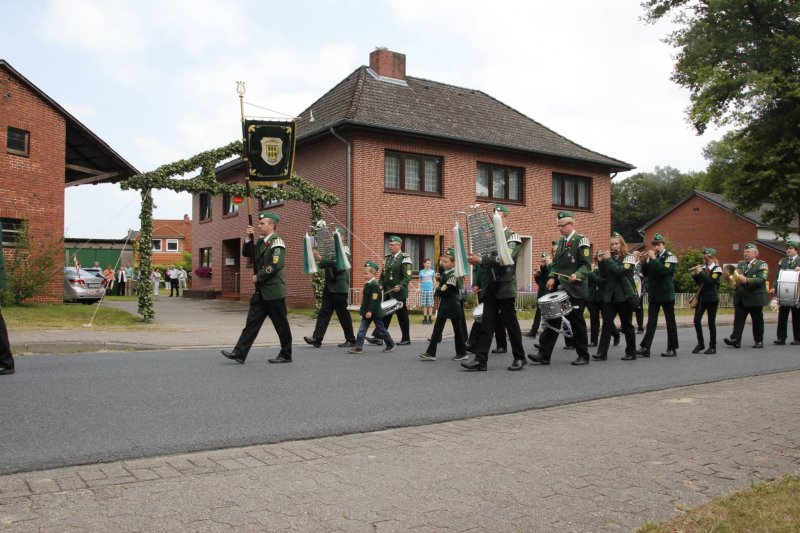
[309,220,336,259]
[456,203,498,257]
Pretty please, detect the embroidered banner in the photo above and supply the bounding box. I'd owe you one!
[243,119,296,185]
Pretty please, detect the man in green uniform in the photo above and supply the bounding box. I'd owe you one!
[724,242,768,348]
[0,220,15,375]
[304,228,356,348]
[529,211,592,366]
[222,211,292,364]
[636,233,679,357]
[462,204,526,371]
[770,240,799,345]
[368,235,412,345]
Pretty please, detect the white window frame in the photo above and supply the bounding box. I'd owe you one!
[166,239,179,252]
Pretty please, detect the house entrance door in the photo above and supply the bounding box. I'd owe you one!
[222,238,241,295]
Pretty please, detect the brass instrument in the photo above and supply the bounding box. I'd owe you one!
[722,264,747,287]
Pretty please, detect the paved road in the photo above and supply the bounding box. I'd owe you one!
[4,326,799,476]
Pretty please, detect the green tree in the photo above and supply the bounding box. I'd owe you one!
[643,0,800,236]
[0,221,63,305]
[611,166,703,242]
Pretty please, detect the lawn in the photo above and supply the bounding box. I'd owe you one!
[639,476,800,533]
[2,303,144,329]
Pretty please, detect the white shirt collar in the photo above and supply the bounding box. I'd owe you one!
[564,230,576,242]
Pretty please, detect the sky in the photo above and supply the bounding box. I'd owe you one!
[1,0,725,239]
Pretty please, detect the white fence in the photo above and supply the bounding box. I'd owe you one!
[348,288,734,311]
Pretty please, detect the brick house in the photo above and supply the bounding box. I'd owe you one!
[1,60,138,302]
[192,49,634,306]
[638,190,800,270]
[148,215,192,265]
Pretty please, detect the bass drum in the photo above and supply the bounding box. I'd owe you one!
[776,270,800,308]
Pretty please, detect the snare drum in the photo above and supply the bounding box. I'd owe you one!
[380,298,403,316]
[776,270,800,307]
[537,291,573,320]
[473,302,484,323]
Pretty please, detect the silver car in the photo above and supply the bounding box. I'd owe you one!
[64,267,106,303]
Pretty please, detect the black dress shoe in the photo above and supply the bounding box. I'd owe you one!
[508,359,527,371]
[366,336,383,346]
[636,328,644,334]
[635,348,650,357]
[792,340,800,345]
[397,340,411,346]
[571,358,589,366]
[527,354,550,365]
[337,341,356,348]
[303,336,322,348]
[752,342,763,349]
[461,360,487,371]
[704,347,716,354]
[524,331,536,339]
[691,345,704,354]
[591,354,607,361]
[723,337,740,348]
[221,350,245,364]
[774,339,786,345]
[268,356,292,363]
[621,354,636,361]
[0,368,15,375]
[491,348,507,354]
[588,341,598,347]
[660,350,677,357]
[613,336,620,347]
[533,343,541,349]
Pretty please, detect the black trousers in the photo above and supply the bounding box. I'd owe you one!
[374,294,410,342]
[116,281,126,296]
[537,297,589,361]
[731,302,764,343]
[587,300,602,343]
[694,300,718,348]
[234,293,292,360]
[634,295,644,329]
[426,313,467,356]
[0,309,14,371]
[473,291,524,364]
[312,290,355,343]
[169,278,179,296]
[640,301,679,352]
[597,301,635,357]
[776,305,800,342]
[467,308,508,350]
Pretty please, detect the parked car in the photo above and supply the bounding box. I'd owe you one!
[64,267,106,303]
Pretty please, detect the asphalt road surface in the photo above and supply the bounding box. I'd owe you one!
[3,328,798,475]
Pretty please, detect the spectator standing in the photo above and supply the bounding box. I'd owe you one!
[178,268,188,292]
[419,258,436,325]
[151,269,161,297]
[103,265,114,291]
[168,265,180,297]
[125,264,134,295]
[116,266,127,296]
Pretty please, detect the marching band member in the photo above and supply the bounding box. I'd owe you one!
[419,248,467,361]
[690,247,723,354]
[724,243,768,349]
[636,233,679,358]
[367,236,412,346]
[770,240,800,345]
[592,232,637,361]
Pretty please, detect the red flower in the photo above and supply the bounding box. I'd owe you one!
[567,241,573,248]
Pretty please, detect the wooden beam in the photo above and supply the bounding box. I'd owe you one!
[65,163,109,175]
[65,171,119,187]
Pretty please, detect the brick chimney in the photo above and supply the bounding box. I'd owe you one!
[369,48,406,81]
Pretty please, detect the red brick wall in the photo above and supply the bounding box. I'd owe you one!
[644,195,783,269]
[151,218,192,264]
[0,66,66,302]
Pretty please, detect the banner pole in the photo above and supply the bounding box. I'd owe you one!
[237,81,257,273]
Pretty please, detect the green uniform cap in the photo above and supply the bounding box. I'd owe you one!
[388,236,402,244]
[557,211,574,220]
[702,247,717,255]
[787,240,799,250]
[258,211,280,223]
[495,204,509,214]
[364,260,379,270]
[651,232,665,243]
[445,247,455,258]
[744,242,758,250]
[611,231,621,238]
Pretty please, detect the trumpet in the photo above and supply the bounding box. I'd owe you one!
[722,264,747,287]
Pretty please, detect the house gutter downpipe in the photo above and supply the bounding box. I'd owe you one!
[329,127,352,248]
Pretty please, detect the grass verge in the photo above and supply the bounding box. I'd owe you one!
[638,476,800,533]
[2,303,144,329]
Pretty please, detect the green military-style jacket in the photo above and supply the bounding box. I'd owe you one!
[642,250,677,303]
[588,268,605,303]
[734,259,768,307]
[243,232,286,301]
[534,263,550,297]
[478,227,522,300]
[773,255,800,287]
[692,264,723,303]
[380,251,412,300]
[435,269,464,320]
[599,253,636,304]
[360,278,382,318]
[549,232,591,300]
[318,246,351,294]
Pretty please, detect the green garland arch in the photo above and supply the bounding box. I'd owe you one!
[121,140,337,322]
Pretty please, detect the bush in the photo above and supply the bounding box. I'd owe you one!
[0,221,62,305]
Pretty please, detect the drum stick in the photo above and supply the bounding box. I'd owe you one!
[551,271,583,282]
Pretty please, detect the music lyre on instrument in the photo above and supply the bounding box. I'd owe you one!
[456,203,498,257]
[309,220,336,259]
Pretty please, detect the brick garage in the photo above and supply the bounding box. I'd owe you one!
[192,49,632,307]
[640,190,800,270]
[0,60,137,302]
